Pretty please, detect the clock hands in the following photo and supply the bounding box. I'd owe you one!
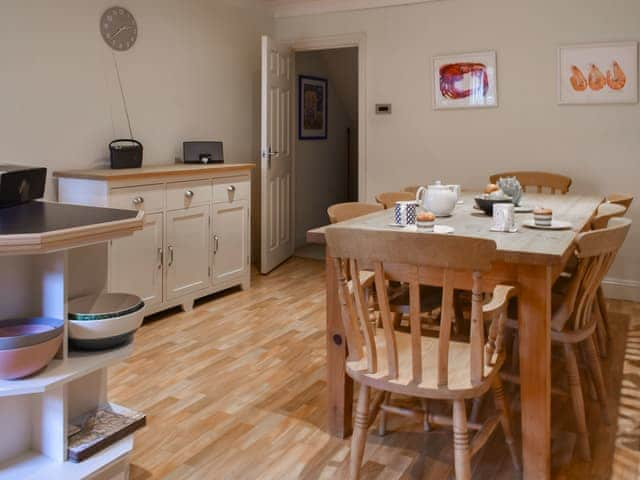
[110,25,132,40]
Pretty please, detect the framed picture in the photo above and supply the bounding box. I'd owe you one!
[299,75,328,139]
[558,41,638,104]
[433,51,497,109]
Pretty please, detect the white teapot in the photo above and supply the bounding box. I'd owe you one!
[415,181,458,217]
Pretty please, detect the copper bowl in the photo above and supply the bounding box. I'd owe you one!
[0,318,64,380]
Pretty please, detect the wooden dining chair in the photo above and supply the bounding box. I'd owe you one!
[375,191,415,209]
[606,193,634,210]
[489,171,572,194]
[326,227,521,479]
[508,217,631,461]
[403,185,420,195]
[591,202,627,229]
[327,202,383,224]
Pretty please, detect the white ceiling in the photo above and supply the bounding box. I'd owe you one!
[261,0,436,18]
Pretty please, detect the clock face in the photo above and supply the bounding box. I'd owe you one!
[100,7,137,52]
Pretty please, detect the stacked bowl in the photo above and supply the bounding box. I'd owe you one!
[0,317,64,379]
[68,293,145,351]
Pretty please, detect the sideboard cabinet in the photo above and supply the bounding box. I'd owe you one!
[55,163,253,315]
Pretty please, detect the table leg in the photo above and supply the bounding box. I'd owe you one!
[326,253,353,438]
[518,264,552,479]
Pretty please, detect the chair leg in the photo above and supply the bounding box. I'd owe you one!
[595,314,608,358]
[350,384,371,480]
[378,392,391,436]
[420,398,432,431]
[563,343,591,461]
[469,396,483,424]
[492,376,521,471]
[511,332,520,372]
[597,286,610,339]
[583,336,612,425]
[452,399,471,480]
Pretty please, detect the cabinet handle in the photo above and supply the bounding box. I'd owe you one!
[185,190,194,198]
[167,245,174,266]
[132,196,144,205]
[157,247,163,269]
[213,235,219,254]
[227,185,236,192]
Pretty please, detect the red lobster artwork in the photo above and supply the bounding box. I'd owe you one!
[439,62,489,100]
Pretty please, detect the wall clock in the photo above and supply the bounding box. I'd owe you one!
[100,6,137,51]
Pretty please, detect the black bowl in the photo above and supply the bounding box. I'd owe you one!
[474,196,512,216]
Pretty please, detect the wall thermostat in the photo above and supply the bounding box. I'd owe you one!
[375,104,392,114]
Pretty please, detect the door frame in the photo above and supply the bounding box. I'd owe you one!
[282,33,367,250]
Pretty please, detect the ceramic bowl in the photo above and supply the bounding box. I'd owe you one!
[0,333,62,380]
[0,317,64,350]
[474,196,512,216]
[68,297,144,351]
[68,293,144,321]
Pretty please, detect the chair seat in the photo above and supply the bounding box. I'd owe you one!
[347,328,501,400]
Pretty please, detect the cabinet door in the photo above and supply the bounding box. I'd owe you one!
[211,200,249,285]
[165,206,210,300]
[109,212,163,308]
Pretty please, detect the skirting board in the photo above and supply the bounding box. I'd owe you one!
[602,277,640,302]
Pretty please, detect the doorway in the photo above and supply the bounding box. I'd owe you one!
[293,47,359,261]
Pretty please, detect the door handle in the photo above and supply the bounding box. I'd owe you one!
[213,235,219,254]
[227,185,236,192]
[157,247,163,269]
[133,196,144,205]
[185,189,194,198]
[167,245,174,266]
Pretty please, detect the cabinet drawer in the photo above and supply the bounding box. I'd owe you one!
[213,178,250,204]
[110,185,164,212]
[166,180,211,210]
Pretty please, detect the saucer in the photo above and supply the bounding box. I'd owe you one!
[514,204,534,213]
[522,219,572,230]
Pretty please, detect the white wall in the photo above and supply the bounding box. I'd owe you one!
[276,0,640,297]
[294,48,358,247]
[0,0,272,201]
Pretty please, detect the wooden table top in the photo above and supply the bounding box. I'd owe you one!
[307,193,603,266]
[53,163,255,181]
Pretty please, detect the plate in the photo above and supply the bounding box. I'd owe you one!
[522,220,573,230]
[388,225,455,234]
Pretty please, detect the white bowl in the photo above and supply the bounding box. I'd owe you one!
[69,307,144,350]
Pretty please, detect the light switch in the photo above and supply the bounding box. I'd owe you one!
[375,104,392,114]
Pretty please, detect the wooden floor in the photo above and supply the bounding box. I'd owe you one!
[110,257,640,479]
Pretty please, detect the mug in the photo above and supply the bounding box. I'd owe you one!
[493,203,515,232]
[394,201,417,225]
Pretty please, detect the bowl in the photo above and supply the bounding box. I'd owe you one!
[474,196,512,216]
[68,295,144,351]
[0,317,64,350]
[68,293,144,321]
[0,317,64,380]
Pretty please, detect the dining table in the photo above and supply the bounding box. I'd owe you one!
[306,191,604,480]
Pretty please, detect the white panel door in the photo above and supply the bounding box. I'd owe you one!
[109,212,163,308]
[260,35,294,274]
[165,206,210,300]
[211,200,249,285]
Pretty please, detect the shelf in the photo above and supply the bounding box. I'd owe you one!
[0,436,133,480]
[0,344,133,397]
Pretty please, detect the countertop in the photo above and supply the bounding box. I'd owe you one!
[53,163,255,182]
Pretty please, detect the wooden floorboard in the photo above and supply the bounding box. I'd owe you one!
[109,257,637,479]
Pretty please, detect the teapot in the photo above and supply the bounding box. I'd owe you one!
[415,181,458,217]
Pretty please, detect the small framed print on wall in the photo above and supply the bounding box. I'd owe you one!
[299,75,328,140]
[433,50,498,110]
[558,41,638,105]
